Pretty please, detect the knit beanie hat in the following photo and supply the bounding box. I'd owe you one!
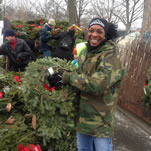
[88,17,109,35]
[48,19,56,26]
[4,29,16,37]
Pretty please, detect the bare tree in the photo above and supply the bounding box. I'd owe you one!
[0,0,3,19]
[90,0,143,31]
[91,0,120,23]
[3,0,90,27]
[142,0,151,31]
[32,0,53,19]
[14,0,38,20]
[114,0,144,31]
[68,0,77,25]
[3,0,68,21]
[76,0,89,26]
[2,0,40,21]
[3,0,14,18]
[53,0,68,20]
[65,0,90,26]
[35,0,67,20]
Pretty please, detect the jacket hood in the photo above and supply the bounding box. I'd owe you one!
[44,23,51,30]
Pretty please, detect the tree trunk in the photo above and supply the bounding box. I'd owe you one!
[68,0,77,25]
[142,0,151,31]
[0,0,3,20]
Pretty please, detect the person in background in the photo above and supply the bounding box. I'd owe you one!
[144,78,148,95]
[0,29,35,72]
[48,17,124,151]
[53,25,76,61]
[25,39,40,57]
[40,18,56,57]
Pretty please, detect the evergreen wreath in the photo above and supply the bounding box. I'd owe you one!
[22,57,78,151]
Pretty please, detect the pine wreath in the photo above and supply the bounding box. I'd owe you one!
[0,67,40,151]
[22,58,78,151]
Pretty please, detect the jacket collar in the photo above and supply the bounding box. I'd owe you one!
[87,40,106,53]
[10,37,17,49]
[44,23,51,30]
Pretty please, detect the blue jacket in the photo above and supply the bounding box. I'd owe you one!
[40,23,52,51]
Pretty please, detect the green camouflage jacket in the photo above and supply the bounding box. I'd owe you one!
[63,41,124,137]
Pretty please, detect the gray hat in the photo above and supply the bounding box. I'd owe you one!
[48,19,56,26]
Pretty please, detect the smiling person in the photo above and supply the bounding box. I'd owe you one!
[48,17,124,151]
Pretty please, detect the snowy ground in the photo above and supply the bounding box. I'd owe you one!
[113,107,151,151]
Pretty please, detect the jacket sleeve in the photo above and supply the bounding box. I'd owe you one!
[23,40,33,54]
[40,29,52,42]
[52,32,64,40]
[0,43,8,55]
[63,51,124,95]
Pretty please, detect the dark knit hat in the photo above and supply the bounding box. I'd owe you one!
[4,29,16,37]
[88,17,109,34]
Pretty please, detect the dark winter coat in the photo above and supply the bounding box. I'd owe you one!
[0,38,35,71]
[40,23,53,51]
[54,30,75,61]
[25,39,39,55]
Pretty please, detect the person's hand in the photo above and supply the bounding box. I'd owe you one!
[48,71,64,88]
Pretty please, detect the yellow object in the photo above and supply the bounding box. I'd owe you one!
[72,24,83,31]
[68,25,76,31]
[68,24,83,31]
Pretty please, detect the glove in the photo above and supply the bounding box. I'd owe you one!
[48,71,64,88]
[49,34,56,39]
[17,52,29,60]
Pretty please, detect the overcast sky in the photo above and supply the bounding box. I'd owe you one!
[118,18,143,30]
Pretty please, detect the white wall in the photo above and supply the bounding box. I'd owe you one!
[0,20,3,45]
[0,20,4,58]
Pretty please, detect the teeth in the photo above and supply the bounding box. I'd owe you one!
[91,39,98,43]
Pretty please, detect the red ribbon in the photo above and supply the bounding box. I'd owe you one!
[40,18,44,25]
[0,91,3,98]
[17,25,23,28]
[31,24,36,27]
[43,84,55,92]
[53,30,56,35]
[18,144,42,151]
[16,32,21,36]
[14,75,22,83]
[57,26,61,29]
[34,26,43,29]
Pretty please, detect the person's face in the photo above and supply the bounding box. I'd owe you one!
[88,25,105,47]
[5,36,15,42]
[34,41,39,48]
[50,25,55,29]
